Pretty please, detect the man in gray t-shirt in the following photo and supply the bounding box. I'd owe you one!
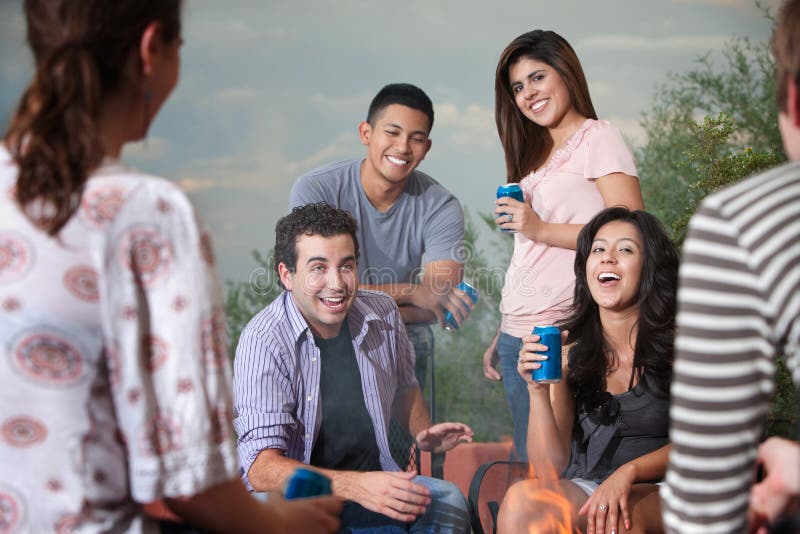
[289,83,474,345]
[289,85,475,471]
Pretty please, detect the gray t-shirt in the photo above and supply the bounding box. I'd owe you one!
[289,158,465,285]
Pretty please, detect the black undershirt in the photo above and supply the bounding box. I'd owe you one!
[309,322,382,472]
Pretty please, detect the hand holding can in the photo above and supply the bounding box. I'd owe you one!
[283,467,332,499]
[443,281,479,331]
[496,184,524,233]
[531,326,561,383]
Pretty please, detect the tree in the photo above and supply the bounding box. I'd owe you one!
[432,211,513,441]
[637,36,785,241]
[638,31,795,439]
[224,249,280,356]
[671,113,783,244]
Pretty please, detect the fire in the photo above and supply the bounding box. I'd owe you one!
[516,462,579,533]
[523,486,578,534]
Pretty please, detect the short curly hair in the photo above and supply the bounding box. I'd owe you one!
[274,203,360,288]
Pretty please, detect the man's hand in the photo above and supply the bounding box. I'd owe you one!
[749,437,800,534]
[416,422,474,453]
[335,470,431,522]
[408,284,474,329]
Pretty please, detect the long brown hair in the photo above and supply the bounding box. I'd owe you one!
[773,0,800,114]
[494,30,597,183]
[4,0,182,235]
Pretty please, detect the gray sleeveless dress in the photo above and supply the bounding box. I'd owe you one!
[562,374,670,484]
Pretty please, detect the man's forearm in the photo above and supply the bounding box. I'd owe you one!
[249,448,367,503]
[398,304,436,324]
[247,448,307,492]
[361,283,418,306]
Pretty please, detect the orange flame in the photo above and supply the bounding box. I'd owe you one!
[521,460,580,533]
[524,486,578,534]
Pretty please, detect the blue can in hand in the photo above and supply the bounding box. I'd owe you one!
[532,325,561,383]
[443,281,479,331]
[496,184,524,233]
[283,467,332,499]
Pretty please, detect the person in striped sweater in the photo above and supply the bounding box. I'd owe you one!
[661,1,800,532]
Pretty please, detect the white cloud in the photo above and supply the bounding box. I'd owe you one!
[435,102,497,153]
[174,131,359,195]
[177,178,218,193]
[311,93,369,115]
[123,137,170,161]
[604,116,648,147]
[577,34,729,52]
[674,0,781,12]
[284,131,359,175]
[215,87,265,104]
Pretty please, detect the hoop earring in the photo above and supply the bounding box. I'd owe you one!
[143,89,152,150]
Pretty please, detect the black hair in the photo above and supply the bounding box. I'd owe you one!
[366,83,434,132]
[560,207,679,412]
[274,202,360,288]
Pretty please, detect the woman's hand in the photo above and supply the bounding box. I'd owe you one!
[494,197,543,241]
[579,464,635,534]
[517,334,550,390]
[483,331,502,381]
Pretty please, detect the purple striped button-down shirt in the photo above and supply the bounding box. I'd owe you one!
[233,289,417,486]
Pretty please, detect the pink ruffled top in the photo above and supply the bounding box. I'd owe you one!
[499,119,638,337]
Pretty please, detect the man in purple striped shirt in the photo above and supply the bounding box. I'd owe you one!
[233,203,473,532]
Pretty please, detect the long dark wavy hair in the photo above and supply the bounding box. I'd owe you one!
[4,0,182,236]
[560,207,679,412]
[494,30,597,183]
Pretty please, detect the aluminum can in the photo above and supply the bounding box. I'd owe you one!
[283,467,332,499]
[496,184,524,232]
[443,281,479,331]
[532,325,562,383]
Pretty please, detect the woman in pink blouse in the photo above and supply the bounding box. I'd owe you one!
[483,30,645,462]
[0,1,340,532]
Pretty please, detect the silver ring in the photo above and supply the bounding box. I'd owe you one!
[518,357,524,363]
[598,503,608,512]
[507,213,513,223]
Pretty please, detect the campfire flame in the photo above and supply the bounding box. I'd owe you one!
[520,458,580,533]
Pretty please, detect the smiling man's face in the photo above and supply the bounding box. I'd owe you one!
[279,232,358,339]
[358,104,432,188]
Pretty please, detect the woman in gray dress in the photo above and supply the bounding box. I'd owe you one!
[497,207,679,534]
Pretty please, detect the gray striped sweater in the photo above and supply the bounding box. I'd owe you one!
[661,160,800,533]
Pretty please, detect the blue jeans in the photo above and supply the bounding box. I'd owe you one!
[338,475,469,533]
[497,332,529,462]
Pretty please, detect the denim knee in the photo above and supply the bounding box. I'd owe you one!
[412,476,469,534]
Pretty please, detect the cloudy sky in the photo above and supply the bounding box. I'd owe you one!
[0,0,779,284]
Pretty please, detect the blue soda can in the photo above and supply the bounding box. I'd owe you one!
[283,467,332,499]
[496,184,524,233]
[532,325,562,383]
[443,281,479,331]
